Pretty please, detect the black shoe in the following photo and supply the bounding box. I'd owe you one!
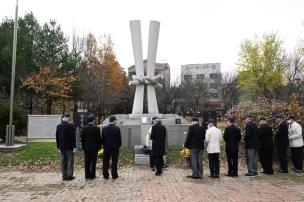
[66,176,75,181]
[187,175,200,179]
[214,175,220,178]
[208,175,215,178]
[254,172,258,176]
[225,174,233,177]
[244,173,255,177]
[112,176,119,180]
[294,169,303,173]
[90,176,96,180]
[155,171,162,176]
[277,169,288,173]
[104,176,109,180]
[232,174,239,177]
[151,168,155,171]
[62,177,68,181]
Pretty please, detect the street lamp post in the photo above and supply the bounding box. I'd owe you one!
[6,0,19,146]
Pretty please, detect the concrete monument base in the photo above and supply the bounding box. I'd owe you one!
[100,114,190,149]
[0,144,26,152]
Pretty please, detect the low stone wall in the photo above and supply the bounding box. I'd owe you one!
[99,124,191,148]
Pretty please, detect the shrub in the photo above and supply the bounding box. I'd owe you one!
[0,99,27,143]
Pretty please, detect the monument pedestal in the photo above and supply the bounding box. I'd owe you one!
[0,144,26,152]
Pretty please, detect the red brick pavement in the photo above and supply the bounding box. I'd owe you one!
[0,166,304,202]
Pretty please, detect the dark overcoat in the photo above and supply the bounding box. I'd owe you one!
[150,122,167,156]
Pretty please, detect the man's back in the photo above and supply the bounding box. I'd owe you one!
[150,123,166,156]
[258,125,273,148]
[206,126,222,153]
[56,121,75,151]
[275,122,289,146]
[81,124,102,151]
[102,124,122,149]
[244,123,259,149]
[185,124,206,149]
[223,124,241,152]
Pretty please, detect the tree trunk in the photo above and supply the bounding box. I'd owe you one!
[46,99,52,115]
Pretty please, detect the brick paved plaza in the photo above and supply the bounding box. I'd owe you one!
[0,166,304,202]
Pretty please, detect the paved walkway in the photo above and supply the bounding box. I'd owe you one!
[0,166,304,202]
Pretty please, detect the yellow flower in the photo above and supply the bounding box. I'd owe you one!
[180,148,190,158]
[98,148,104,157]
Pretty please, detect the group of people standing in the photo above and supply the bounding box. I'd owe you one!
[56,112,303,181]
[56,113,122,181]
[184,114,304,179]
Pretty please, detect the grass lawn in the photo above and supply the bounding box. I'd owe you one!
[0,142,134,170]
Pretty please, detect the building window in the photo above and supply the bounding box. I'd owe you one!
[210,83,217,89]
[184,75,192,81]
[210,73,218,79]
[197,74,205,80]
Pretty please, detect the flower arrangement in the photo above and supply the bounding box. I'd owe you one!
[98,148,104,158]
[180,148,190,158]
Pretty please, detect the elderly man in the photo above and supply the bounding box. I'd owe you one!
[243,115,259,176]
[205,119,222,178]
[81,115,102,180]
[287,115,304,173]
[274,114,289,173]
[184,117,206,179]
[56,113,76,181]
[257,117,274,174]
[146,116,158,171]
[223,116,242,177]
[102,115,122,179]
[150,118,167,176]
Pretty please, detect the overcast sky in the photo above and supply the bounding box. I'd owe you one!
[1,0,304,81]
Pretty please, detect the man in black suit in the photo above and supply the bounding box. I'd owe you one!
[223,116,242,177]
[101,115,122,180]
[56,113,76,181]
[81,115,102,180]
[243,115,259,176]
[274,114,289,173]
[150,118,167,176]
[257,117,274,174]
[184,116,206,179]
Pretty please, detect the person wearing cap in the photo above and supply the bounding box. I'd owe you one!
[205,119,222,178]
[101,115,122,179]
[274,114,289,173]
[81,115,102,180]
[223,116,242,177]
[243,115,259,176]
[287,116,303,173]
[150,118,167,176]
[257,117,274,174]
[145,117,158,171]
[184,116,206,179]
[56,113,76,181]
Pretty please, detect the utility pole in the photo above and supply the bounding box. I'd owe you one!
[6,0,19,146]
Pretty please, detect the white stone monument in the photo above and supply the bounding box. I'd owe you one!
[129,20,164,117]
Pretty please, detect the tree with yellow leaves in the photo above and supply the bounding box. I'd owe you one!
[21,66,74,114]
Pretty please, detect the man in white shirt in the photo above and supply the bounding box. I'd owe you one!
[287,115,303,173]
[205,119,222,178]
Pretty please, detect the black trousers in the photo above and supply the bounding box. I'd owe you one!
[226,151,238,175]
[259,147,274,174]
[208,153,220,176]
[290,147,303,170]
[84,150,98,179]
[153,155,163,173]
[147,150,154,168]
[277,145,288,172]
[103,148,119,178]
